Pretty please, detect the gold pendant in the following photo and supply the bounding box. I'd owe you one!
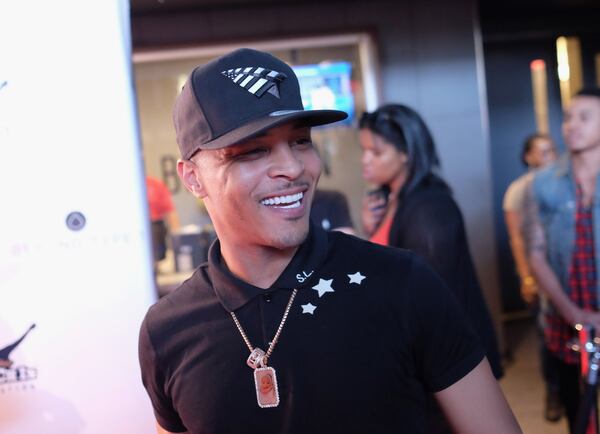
[254,366,279,408]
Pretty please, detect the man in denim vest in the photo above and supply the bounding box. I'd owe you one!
[505,134,561,422]
[527,88,600,433]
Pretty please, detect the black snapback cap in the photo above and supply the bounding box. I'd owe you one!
[173,48,348,159]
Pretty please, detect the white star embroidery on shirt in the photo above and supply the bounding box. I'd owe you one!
[348,272,366,285]
[312,278,335,298]
[301,303,317,314]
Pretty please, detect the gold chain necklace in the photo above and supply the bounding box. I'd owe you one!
[230,288,298,408]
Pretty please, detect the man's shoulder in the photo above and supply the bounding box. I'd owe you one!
[322,232,452,317]
[143,266,213,330]
[507,172,532,194]
[503,172,532,211]
[533,155,569,186]
[324,231,430,287]
[326,233,477,342]
[328,230,413,262]
[532,155,572,202]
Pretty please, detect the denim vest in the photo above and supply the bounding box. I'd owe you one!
[532,154,600,303]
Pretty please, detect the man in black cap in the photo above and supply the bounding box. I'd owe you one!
[138,48,521,434]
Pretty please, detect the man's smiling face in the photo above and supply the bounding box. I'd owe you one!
[179,122,321,252]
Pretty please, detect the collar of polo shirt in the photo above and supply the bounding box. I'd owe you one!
[207,222,329,312]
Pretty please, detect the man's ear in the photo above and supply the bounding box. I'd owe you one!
[177,159,207,198]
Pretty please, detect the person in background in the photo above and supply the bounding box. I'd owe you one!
[526,88,600,433]
[503,133,560,422]
[146,176,181,268]
[504,134,557,304]
[310,188,355,235]
[359,104,503,434]
[138,48,521,434]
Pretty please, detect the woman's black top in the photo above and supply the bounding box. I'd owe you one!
[388,174,503,379]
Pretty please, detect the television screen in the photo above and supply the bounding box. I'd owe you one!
[292,61,354,126]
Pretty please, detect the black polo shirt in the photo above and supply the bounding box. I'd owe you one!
[139,225,484,434]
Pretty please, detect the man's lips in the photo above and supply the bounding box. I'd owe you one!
[260,191,304,209]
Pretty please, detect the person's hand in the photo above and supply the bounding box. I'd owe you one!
[519,276,538,305]
[362,192,387,236]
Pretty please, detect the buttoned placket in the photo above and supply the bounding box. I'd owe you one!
[259,289,292,352]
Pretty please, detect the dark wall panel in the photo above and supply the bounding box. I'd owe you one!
[485,40,563,312]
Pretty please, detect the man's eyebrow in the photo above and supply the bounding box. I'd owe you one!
[228,124,312,151]
[219,142,258,157]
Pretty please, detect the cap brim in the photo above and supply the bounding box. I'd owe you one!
[193,109,348,153]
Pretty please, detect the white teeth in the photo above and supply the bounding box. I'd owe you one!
[279,201,301,209]
[261,192,303,207]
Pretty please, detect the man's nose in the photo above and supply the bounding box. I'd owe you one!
[268,143,304,179]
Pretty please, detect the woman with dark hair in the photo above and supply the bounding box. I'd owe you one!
[359,104,503,433]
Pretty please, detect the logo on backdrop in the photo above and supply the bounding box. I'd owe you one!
[66,211,86,231]
[0,324,38,392]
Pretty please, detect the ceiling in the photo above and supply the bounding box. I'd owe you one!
[129,0,600,40]
[130,0,600,14]
[130,0,349,15]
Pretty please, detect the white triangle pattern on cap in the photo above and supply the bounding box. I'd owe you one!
[221,66,287,99]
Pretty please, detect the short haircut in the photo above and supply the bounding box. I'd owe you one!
[359,104,440,196]
[521,133,553,167]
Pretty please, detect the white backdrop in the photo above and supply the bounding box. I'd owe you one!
[0,1,157,433]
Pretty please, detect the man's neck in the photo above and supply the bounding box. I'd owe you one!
[219,242,299,289]
[572,144,600,182]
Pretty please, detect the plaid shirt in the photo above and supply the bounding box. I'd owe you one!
[545,185,598,364]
